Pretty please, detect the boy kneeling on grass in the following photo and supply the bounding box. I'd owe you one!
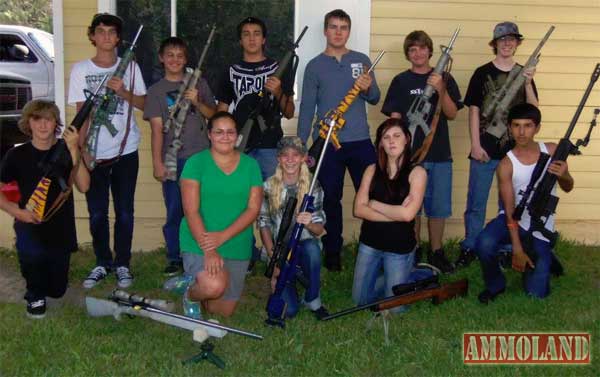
[475,103,574,303]
[0,100,90,318]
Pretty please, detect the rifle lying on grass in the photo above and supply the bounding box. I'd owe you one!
[321,278,468,321]
[236,26,308,152]
[86,290,263,340]
[86,290,263,368]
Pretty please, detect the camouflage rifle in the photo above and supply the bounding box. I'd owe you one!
[482,26,554,141]
[162,25,216,181]
[306,51,385,171]
[85,25,143,169]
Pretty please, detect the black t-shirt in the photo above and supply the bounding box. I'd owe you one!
[381,69,462,162]
[359,168,416,253]
[464,61,538,160]
[215,57,294,150]
[0,142,77,252]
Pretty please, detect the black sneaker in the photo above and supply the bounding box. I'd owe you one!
[26,298,46,319]
[163,261,183,276]
[312,306,330,321]
[427,249,455,274]
[455,248,476,269]
[478,288,505,304]
[83,266,108,289]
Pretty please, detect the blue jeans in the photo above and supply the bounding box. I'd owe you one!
[85,151,138,268]
[352,243,433,313]
[475,214,552,298]
[281,238,323,317]
[422,161,452,218]
[161,158,186,263]
[461,158,501,251]
[319,139,376,256]
[248,148,278,181]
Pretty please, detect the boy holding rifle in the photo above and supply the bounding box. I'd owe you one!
[381,30,462,273]
[297,9,380,271]
[68,13,146,289]
[475,104,573,303]
[0,100,90,318]
[458,22,539,268]
[144,37,216,276]
[215,16,295,180]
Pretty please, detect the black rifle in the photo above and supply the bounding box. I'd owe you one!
[37,74,109,191]
[264,196,298,278]
[236,26,308,152]
[322,278,468,321]
[522,63,600,245]
[513,152,550,222]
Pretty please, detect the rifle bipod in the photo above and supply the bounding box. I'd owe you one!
[182,341,226,369]
[366,310,392,346]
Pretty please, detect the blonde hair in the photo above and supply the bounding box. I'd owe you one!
[18,100,62,137]
[267,161,312,216]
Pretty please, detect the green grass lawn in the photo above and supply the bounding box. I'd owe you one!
[1,240,599,376]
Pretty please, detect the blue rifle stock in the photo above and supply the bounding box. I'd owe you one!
[265,118,336,327]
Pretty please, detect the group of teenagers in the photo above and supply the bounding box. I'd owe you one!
[0,9,575,321]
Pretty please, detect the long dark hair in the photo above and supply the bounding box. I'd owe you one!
[371,118,413,201]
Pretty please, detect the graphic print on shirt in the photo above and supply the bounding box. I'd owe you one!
[229,62,277,108]
[350,62,364,79]
[166,89,196,115]
[85,73,125,119]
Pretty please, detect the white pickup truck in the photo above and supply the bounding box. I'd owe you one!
[0,25,54,155]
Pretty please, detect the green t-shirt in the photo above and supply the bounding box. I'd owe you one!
[179,149,262,260]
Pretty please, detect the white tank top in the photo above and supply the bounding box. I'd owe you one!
[506,142,556,242]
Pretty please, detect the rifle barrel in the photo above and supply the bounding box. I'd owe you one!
[294,25,309,47]
[197,25,217,68]
[130,25,144,47]
[447,27,460,48]
[565,63,600,140]
[367,51,386,74]
[141,306,263,340]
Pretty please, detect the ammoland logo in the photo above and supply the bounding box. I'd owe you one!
[463,333,590,364]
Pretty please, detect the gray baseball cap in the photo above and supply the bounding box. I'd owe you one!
[491,21,523,42]
[277,136,307,155]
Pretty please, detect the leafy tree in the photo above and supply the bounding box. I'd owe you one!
[117,0,294,88]
[0,0,52,32]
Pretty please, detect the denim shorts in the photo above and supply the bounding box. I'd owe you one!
[182,252,249,301]
[421,161,452,218]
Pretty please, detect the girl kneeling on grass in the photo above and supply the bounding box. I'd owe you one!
[352,118,433,313]
[0,100,90,319]
[258,136,329,320]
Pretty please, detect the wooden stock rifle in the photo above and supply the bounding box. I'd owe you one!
[306,51,385,171]
[322,278,468,321]
[162,25,216,181]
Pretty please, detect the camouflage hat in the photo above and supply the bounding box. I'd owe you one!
[277,136,307,155]
[491,21,523,42]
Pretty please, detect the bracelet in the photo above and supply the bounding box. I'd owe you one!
[506,222,518,230]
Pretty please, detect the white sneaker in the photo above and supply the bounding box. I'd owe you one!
[83,266,108,289]
[115,266,133,288]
